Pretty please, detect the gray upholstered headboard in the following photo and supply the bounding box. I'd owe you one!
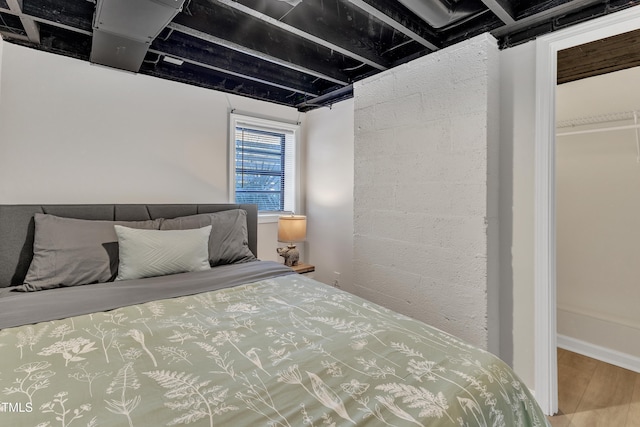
[0,204,258,288]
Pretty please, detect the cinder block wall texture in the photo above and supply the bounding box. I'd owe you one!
[353,34,500,351]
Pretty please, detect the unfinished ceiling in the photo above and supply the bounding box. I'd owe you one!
[1,0,639,111]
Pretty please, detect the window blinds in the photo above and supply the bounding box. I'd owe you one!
[234,123,296,212]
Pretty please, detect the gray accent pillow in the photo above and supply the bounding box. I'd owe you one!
[115,225,211,281]
[18,214,161,291]
[160,209,256,266]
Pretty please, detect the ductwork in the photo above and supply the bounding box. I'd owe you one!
[90,0,186,72]
[396,0,485,29]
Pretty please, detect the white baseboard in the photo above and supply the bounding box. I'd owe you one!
[557,334,640,373]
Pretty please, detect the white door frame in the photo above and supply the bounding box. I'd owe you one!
[534,6,640,415]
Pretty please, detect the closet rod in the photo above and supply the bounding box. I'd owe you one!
[556,123,640,137]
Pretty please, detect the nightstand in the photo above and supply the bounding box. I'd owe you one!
[291,263,315,274]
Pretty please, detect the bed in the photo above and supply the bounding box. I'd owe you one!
[0,204,548,426]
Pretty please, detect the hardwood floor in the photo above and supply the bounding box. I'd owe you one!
[548,348,640,427]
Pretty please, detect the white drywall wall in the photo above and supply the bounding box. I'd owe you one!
[304,99,354,290]
[499,40,537,386]
[0,42,301,261]
[353,34,500,352]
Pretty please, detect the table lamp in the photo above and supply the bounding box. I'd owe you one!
[277,215,307,266]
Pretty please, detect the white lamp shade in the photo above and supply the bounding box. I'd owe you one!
[278,215,307,243]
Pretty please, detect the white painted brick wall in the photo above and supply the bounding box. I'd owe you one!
[353,34,499,350]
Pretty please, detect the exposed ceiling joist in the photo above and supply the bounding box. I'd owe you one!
[152,31,333,95]
[479,0,515,25]
[19,15,38,41]
[5,0,22,14]
[6,0,39,42]
[142,59,309,105]
[346,0,438,50]
[0,29,29,41]
[296,84,354,110]
[22,0,94,32]
[167,23,350,86]
[492,0,602,39]
[214,0,388,71]
[30,15,91,36]
[0,4,28,40]
[149,48,313,96]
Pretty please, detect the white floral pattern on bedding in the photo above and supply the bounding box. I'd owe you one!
[0,274,548,426]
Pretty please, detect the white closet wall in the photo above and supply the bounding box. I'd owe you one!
[556,67,640,369]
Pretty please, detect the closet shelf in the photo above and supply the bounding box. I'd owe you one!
[557,110,638,129]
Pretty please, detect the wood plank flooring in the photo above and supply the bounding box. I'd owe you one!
[548,348,640,427]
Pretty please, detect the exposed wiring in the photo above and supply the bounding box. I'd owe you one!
[381,39,414,55]
[440,9,491,31]
[279,5,296,21]
[160,27,175,41]
[143,53,161,66]
[182,0,193,16]
[343,62,366,71]
[278,0,303,21]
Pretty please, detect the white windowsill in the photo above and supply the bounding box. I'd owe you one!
[258,213,282,224]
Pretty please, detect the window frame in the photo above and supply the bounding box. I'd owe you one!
[228,113,301,223]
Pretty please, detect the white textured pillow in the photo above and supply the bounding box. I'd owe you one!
[114,225,212,281]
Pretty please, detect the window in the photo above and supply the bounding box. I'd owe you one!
[229,114,299,214]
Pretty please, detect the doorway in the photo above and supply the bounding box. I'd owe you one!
[534,7,640,416]
[556,63,640,366]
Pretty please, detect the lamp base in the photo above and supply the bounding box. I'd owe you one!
[277,244,300,267]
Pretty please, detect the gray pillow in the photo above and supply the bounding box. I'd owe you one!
[160,209,256,266]
[115,225,211,281]
[18,214,161,291]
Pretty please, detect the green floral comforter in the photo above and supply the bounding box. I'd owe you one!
[0,273,548,426]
